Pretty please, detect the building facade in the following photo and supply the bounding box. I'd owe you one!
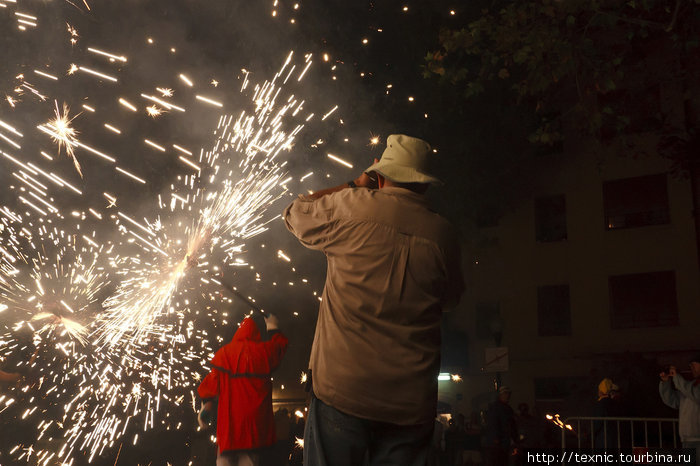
[441,139,700,420]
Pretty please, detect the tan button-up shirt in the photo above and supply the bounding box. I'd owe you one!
[284,186,464,425]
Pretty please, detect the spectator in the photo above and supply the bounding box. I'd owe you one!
[445,417,460,465]
[198,313,288,466]
[284,134,464,465]
[516,403,543,449]
[484,387,516,466]
[659,354,700,464]
[428,415,445,466]
[444,414,469,466]
[274,408,292,465]
[594,378,622,449]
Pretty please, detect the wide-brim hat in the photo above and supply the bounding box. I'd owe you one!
[365,134,442,185]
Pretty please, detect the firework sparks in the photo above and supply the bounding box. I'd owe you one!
[31,312,89,346]
[91,54,312,354]
[326,153,353,168]
[42,101,82,177]
[0,0,338,459]
[146,105,164,118]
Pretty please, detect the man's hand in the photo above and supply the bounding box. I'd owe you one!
[660,366,676,382]
[308,158,380,200]
[354,158,380,189]
[265,314,279,331]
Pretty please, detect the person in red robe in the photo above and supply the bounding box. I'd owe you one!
[198,313,288,466]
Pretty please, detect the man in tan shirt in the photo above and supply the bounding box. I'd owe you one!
[284,134,464,465]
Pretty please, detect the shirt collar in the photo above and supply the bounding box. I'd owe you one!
[379,186,428,203]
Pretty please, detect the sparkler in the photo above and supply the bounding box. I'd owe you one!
[31,311,89,345]
[91,52,315,353]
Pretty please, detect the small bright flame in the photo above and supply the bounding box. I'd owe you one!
[146,105,163,118]
[45,101,82,177]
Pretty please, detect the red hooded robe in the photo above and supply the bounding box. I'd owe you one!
[198,317,289,452]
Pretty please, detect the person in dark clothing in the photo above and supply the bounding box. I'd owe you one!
[273,408,292,465]
[444,417,462,466]
[484,386,516,466]
[593,378,623,449]
[198,313,288,466]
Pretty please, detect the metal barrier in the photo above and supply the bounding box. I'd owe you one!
[561,417,679,449]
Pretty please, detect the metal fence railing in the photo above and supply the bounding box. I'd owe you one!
[561,417,680,450]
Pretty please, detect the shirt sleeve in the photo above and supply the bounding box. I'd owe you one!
[260,331,289,371]
[283,194,336,251]
[197,367,220,402]
[659,380,680,409]
[672,374,700,403]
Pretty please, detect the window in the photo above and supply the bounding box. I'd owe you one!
[535,195,567,242]
[609,271,679,329]
[603,174,670,230]
[537,285,571,336]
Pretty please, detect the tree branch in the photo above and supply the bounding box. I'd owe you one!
[665,0,683,32]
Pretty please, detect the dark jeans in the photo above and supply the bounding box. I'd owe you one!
[303,393,434,466]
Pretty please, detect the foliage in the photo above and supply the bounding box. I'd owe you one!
[425,0,700,164]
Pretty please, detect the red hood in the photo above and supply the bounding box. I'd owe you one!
[232,317,261,343]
